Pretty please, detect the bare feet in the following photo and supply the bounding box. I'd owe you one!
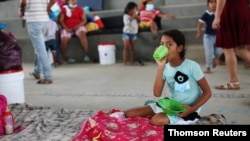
[244,62,250,68]
[212,61,217,69]
[213,59,223,68]
[204,68,211,73]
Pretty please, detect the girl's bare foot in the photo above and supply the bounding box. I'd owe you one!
[204,68,211,73]
[213,58,223,68]
[244,62,250,68]
[212,61,217,69]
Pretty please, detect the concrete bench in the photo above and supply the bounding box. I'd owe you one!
[66,15,163,63]
[86,15,162,36]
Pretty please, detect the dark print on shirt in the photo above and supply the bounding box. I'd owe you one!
[174,71,188,84]
[174,71,190,92]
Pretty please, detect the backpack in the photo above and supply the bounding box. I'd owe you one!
[0,95,7,136]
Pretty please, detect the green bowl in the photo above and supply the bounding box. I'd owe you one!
[157,98,186,115]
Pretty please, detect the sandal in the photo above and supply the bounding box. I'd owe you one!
[29,72,40,79]
[215,82,240,90]
[37,79,53,84]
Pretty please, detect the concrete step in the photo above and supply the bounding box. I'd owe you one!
[1,19,29,39]
[96,3,206,18]
[103,0,205,10]
[1,12,202,40]
[162,16,200,29]
[0,0,206,19]
[158,3,206,17]
[0,0,20,20]
[165,0,205,5]
[103,0,165,10]
[15,28,203,63]
[0,0,205,63]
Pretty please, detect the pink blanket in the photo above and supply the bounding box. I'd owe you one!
[72,110,163,141]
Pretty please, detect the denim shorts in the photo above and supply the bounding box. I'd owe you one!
[45,39,56,52]
[122,33,137,40]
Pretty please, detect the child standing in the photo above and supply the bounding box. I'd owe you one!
[195,0,222,73]
[124,29,212,126]
[122,2,140,65]
[45,19,62,67]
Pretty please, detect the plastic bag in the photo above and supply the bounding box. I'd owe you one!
[0,31,22,72]
[0,95,7,136]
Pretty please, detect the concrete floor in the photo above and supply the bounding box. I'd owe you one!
[9,60,250,125]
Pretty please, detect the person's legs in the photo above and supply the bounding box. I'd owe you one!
[213,46,223,68]
[30,51,41,79]
[124,105,155,118]
[128,34,137,65]
[215,48,239,89]
[236,45,250,68]
[46,39,61,66]
[45,40,53,65]
[203,34,214,73]
[27,21,52,81]
[55,30,62,61]
[129,40,135,64]
[150,21,158,35]
[122,33,130,65]
[123,39,130,65]
[150,21,159,40]
[150,113,170,126]
[75,26,90,62]
[60,29,72,62]
[225,48,239,83]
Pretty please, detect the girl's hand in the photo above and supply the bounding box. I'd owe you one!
[177,104,193,118]
[19,11,25,17]
[132,13,139,19]
[73,26,80,31]
[195,32,201,40]
[155,56,167,67]
[65,27,73,32]
[212,17,221,29]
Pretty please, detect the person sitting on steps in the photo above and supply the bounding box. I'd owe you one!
[138,0,175,39]
[59,0,90,64]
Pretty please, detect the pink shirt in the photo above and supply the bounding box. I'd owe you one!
[139,8,160,22]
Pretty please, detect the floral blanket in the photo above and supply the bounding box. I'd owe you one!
[0,104,226,141]
[72,110,163,141]
[72,110,226,141]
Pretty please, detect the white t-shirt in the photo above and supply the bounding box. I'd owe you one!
[163,59,204,109]
[44,20,59,41]
[123,14,138,34]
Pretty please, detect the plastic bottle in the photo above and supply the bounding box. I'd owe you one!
[2,107,14,135]
[94,14,104,29]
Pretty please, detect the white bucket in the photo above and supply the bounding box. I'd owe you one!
[98,42,116,65]
[0,70,25,104]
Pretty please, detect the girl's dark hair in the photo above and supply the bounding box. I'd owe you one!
[163,29,186,59]
[124,2,138,14]
[207,0,212,5]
